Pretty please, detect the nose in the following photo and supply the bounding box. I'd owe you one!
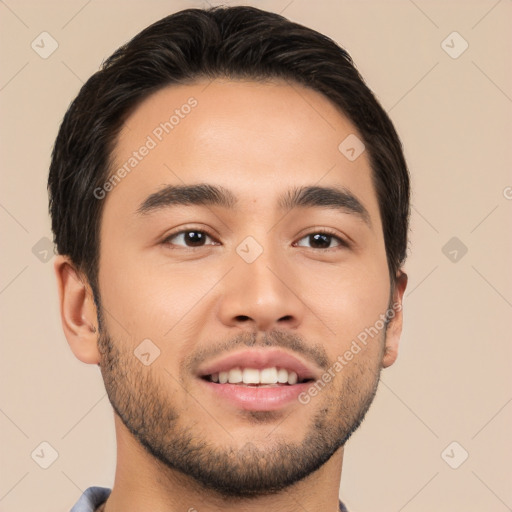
[216,244,305,332]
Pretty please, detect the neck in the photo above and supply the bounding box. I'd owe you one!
[103,417,345,512]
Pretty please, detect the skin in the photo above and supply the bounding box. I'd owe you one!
[54,79,407,512]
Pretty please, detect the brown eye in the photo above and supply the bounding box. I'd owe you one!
[295,231,347,250]
[163,230,216,248]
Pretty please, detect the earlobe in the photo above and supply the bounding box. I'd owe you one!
[381,270,408,368]
[54,255,101,364]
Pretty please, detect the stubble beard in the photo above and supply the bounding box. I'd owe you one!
[97,320,383,499]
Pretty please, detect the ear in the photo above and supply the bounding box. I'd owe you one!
[381,270,408,368]
[54,255,101,364]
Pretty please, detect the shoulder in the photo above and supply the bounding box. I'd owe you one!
[339,499,349,512]
[69,486,111,512]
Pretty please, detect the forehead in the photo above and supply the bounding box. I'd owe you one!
[106,79,381,228]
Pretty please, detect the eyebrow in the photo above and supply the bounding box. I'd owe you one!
[136,183,371,228]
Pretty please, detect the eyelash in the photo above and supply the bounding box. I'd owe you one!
[161,227,349,251]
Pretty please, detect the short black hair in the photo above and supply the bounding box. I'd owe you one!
[48,5,410,298]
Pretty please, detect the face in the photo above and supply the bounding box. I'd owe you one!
[95,79,401,497]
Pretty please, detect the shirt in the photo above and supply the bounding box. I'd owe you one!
[70,486,349,511]
[70,487,110,511]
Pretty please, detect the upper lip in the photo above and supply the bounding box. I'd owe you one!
[196,349,322,382]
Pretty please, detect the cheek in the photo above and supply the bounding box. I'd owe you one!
[98,247,219,348]
[299,254,390,348]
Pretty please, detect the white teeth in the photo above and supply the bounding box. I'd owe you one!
[287,371,298,385]
[243,368,260,384]
[209,367,302,385]
[260,367,278,384]
[227,368,243,384]
[277,368,289,383]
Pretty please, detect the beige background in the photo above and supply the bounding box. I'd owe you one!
[1,0,511,511]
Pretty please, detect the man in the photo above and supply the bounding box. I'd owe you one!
[49,5,409,512]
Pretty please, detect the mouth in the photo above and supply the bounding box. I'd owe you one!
[195,349,320,411]
[201,366,314,386]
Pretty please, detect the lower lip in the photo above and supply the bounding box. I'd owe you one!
[199,379,311,411]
